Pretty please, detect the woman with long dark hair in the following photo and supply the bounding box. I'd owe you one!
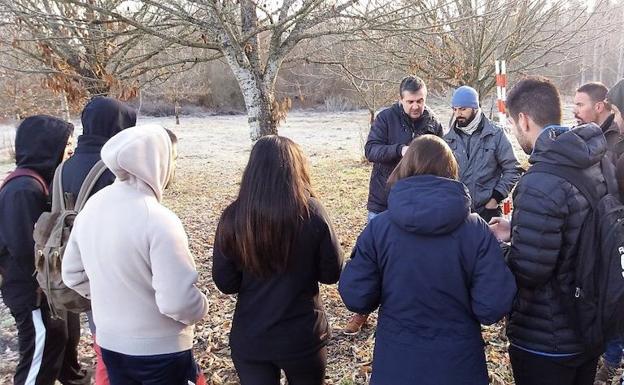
[212,135,343,385]
[339,134,516,385]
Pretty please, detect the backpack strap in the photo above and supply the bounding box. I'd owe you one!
[51,163,66,213]
[74,160,108,212]
[527,162,598,209]
[1,168,50,196]
[600,155,620,198]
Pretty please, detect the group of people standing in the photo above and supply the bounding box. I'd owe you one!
[0,74,624,385]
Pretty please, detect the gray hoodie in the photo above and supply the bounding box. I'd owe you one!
[62,124,208,355]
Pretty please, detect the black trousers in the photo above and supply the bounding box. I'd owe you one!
[232,347,327,385]
[101,348,199,385]
[509,345,599,385]
[9,304,89,385]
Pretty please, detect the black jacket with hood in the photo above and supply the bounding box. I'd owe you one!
[506,123,607,354]
[365,103,443,213]
[61,97,137,199]
[0,115,73,310]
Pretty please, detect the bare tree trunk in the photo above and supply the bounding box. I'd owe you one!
[581,52,586,85]
[598,43,604,82]
[240,83,277,141]
[60,91,70,122]
[137,88,143,116]
[230,64,277,141]
[592,41,599,81]
[618,35,624,79]
[174,97,180,125]
[619,8,624,79]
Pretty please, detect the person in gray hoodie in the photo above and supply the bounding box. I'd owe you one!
[62,124,208,385]
[444,86,522,222]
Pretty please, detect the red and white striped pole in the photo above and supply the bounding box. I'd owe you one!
[496,59,513,220]
[495,59,507,127]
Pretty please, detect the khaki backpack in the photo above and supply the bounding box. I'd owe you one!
[33,160,107,318]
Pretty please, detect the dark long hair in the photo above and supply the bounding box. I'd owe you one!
[215,135,315,278]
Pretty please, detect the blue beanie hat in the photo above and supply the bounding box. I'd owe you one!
[452,86,479,109]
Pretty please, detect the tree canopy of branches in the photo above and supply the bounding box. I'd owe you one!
[0,0,219,108]
[55,0,440,140]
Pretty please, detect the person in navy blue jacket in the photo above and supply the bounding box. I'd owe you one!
[339,134,516,385]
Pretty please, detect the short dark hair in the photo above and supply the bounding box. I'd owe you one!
[506,76,562,127]
[577,82,609,104]
[165,128,178,145]
[400,75,426,97]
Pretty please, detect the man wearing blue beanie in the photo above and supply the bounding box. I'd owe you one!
[444,86,521,222]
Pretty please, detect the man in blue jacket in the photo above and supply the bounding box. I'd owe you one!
[0,115,89,385]
[345,75,443,334]
[490,77,606,385]
[444,86,521,222]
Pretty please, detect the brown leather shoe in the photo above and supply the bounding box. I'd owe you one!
[343,313,369,335]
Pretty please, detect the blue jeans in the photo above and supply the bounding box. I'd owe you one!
[604,338,624,367]
[101,348,200,385]
[367,211,379,223]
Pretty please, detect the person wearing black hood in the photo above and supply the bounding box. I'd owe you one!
[490,77,607,385]
[0,115,89,385]
[62,96,137,197]
[345,75,443,334]
[60,96,136,385]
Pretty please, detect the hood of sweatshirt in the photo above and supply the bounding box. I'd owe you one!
[15,115,74,183]
[100,124,173,201]
[529,123,606,169]
[387,175,471,235]
[80,96,137,138]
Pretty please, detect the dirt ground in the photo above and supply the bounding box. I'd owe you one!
[0,106,537,384]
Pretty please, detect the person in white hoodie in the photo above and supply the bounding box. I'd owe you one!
[62,124,209,385]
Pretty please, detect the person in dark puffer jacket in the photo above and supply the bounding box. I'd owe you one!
[490,77,607,385]
[340,135,516,385]
[349,75,443,335]
[364,75,443,218]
